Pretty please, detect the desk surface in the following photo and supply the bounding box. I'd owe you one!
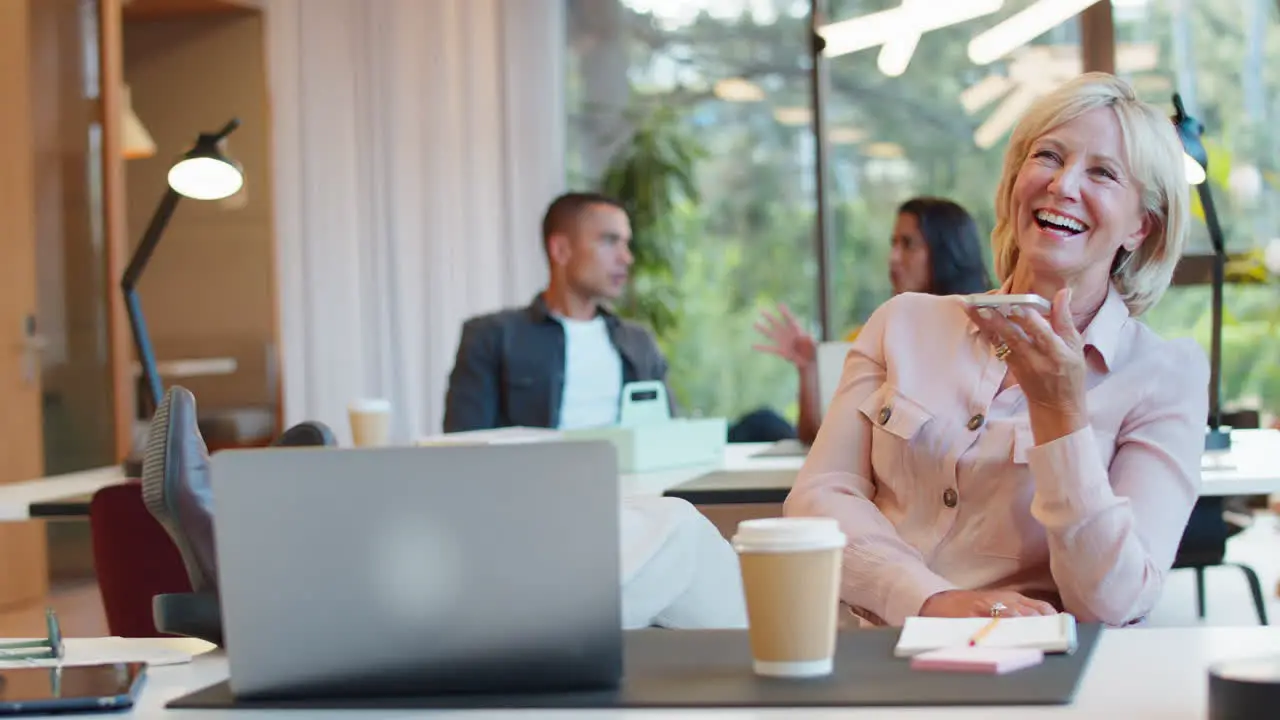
[7,429,1279,521]
[0,465,125,521]
[131,357,238,378]
[665,428,1280,506]
[109,626,1280,717]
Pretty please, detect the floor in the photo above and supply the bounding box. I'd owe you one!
[0,514,1276,639]
[0,581,107,639]
[1147,512,1280,627]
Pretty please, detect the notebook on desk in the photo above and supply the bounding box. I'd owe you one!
[895,614,1078,657]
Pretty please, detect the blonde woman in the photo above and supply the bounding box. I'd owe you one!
[785,72,1206,628]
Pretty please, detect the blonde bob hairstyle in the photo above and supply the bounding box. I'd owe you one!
[990,72,1190,317]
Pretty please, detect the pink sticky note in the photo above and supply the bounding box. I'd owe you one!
[910,646,1045,675]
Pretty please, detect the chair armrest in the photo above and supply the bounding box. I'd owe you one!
[153,592,223,647]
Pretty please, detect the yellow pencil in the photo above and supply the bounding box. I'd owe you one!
[968,617,1000,646]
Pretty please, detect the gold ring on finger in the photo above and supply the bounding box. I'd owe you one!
[994,343,1012,361]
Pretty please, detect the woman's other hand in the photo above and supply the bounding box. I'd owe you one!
[753,304,817,370]
[920,589,1059,618]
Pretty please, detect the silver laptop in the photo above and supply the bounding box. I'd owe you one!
[209,440,622,700]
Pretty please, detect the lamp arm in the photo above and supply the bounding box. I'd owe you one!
[1197,181,1226,439]
[1197,181,1226,257]
[212,118,241,141]
[122,188,181,289]
[124,287,161,415]
[121,187,183,414]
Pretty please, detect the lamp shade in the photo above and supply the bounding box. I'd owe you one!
[1183,153,1207,186]
[168,155,242,200]
[1171,93,1208,185]
[166,118,244,200]
[121,85,156,160]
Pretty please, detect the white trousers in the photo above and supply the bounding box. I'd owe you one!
[619,496,748,630]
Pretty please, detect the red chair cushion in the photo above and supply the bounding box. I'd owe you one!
[88,482,193,637]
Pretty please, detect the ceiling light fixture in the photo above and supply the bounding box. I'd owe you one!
[969,0,1103,65]
[819,0,1003,76]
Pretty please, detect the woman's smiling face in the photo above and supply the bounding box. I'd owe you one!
[1010,106,1150,289]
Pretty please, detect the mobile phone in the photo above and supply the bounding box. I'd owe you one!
[962,293,1052,314]
[0,662,146,714]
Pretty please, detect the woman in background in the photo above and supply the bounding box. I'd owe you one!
[749,197,993,445]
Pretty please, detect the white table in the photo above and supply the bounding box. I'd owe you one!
[1201,429,1280,495]
[131,357,238,379]
[4,429,1278,521]
[85,626,1280,717]
[0,465,126,521]
[659,428,1280,505]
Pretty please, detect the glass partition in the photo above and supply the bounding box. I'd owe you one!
[31,0,117,474]
[1120,0,1280,422]
[563,0,1280,426]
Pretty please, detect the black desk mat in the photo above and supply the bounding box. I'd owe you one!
[663,470,792,505]
[168,624,1101,710]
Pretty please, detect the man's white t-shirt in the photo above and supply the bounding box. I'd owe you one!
[555,315,623,430]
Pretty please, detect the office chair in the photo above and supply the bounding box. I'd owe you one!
[1171,409,1268,625]
[149,386,338,646]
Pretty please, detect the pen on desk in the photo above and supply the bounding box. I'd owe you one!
[968,617,1000,646]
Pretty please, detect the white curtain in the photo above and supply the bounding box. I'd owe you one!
[261,0,565,444]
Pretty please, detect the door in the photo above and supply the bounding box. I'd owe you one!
[0,0,51,610]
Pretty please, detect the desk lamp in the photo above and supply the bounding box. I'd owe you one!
[121,118,243,419]
[1181,92,1279,715]
[1171,95,1230,452]
[1182,101,1279,720]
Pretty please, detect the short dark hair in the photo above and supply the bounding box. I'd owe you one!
[541,192,627,255]
[897,196,993,296]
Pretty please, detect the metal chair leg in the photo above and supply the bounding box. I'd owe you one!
[1231,564,1269,625]
[1194,567,1207,619]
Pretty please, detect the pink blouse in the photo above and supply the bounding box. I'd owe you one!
[784,286,1209,627]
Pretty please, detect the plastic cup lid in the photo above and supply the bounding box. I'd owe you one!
[349,398,392,413]
[732,516,846,552]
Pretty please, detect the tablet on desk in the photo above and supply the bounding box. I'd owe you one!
[0,663,146,714]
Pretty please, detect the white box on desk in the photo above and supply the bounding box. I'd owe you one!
[562,417,727,474]
[561,381,726,473]
[417,383,726,473]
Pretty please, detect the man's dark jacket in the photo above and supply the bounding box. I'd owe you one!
[442,293,672,432]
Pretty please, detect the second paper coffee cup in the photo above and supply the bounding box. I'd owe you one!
[348,398,392,447]
[732,517,846,678]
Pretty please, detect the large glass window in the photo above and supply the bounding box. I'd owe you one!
[564,0,1280,426]
[1118,0,1280,424]
[823,0,1086,336]
[566,0,819,422]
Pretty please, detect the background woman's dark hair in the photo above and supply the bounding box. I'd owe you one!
[898,196,993,295]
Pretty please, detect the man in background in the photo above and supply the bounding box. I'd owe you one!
[437,194,746,628]
[443,192,672,432]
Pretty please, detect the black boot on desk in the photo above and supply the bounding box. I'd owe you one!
[142,387,218,597]
[140,386,338,646]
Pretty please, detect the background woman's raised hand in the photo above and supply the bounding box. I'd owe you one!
[753,304,817,370]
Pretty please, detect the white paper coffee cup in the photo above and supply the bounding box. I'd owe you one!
[732,517,846,678]
[348,398,392,448]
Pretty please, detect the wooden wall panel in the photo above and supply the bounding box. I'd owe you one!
[0,0,51,610]
[102,0,135,463]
